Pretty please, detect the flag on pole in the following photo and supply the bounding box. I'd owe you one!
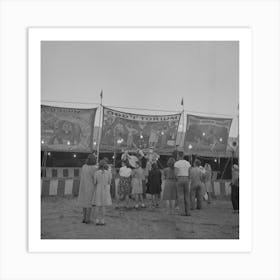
[181,98,184,106]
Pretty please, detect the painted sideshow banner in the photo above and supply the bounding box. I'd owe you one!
[100,107,181,153]
[184,114,232,156]
[41,105,97,152]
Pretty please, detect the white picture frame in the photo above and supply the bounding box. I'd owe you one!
[1,1,279,279]
[28,27,252,253]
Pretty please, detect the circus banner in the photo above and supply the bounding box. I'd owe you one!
[100,107,181,153]
[184,114,232,156]
[41,105,97,152]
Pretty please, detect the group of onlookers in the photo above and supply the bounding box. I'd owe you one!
[77,151,239,225]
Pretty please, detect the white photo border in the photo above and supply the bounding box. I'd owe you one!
[28,27,252,253]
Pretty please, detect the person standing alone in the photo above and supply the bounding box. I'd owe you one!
[174,151,191,216]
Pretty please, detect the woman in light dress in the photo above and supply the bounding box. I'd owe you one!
[77,154,98,224]
[131,161,145,209]
[92,160,112,225]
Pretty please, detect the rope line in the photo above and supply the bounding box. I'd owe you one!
[41,99,238,117]
[42,100,99,106]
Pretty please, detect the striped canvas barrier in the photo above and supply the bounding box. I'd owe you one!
[41,178,232,198]
[41,178,81,197]
[41,167,82,179]
[213,180,231,197]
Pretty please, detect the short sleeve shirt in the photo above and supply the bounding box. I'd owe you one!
[174,160,191,176]
[119,166,132,177]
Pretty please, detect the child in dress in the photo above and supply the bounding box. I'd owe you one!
[92,160,112,225]
[131,161,145,209]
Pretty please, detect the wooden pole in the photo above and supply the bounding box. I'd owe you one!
[42,151,47,177]
[96,90,103,162]
[181,98,185,150]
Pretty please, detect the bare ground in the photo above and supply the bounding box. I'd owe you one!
[41,197,239,239]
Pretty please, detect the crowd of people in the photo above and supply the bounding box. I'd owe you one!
[77,151,239,226]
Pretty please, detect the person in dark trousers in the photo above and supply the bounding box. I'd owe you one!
[146,162,162,207]
[174,151,191,216]
[230,164,239,213]
[189,159,204,210]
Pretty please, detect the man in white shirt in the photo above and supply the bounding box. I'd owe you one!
[174,151,191,216]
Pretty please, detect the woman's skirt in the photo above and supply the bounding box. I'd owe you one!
[118,176,132,197]
[205,181,212,192]
[92,184,112,206]
[131,178,143,194]
[162,179,177,200]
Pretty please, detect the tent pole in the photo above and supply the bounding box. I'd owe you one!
[42,151,47,177]
[96,90,103,162]
[181,99,185,150]
[221,157,230,179]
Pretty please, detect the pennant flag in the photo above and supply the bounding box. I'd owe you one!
[41,105,97,152]
[184,114,232,156]
[100,107,181,153]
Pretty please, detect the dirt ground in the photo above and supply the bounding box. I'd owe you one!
[41,197,239,239]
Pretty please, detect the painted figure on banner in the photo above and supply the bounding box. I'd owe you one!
[159,125,169,148]
[149,126,160,148]
[114,123,125,141]
[48,120,82,145]
[125,123,138,147]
